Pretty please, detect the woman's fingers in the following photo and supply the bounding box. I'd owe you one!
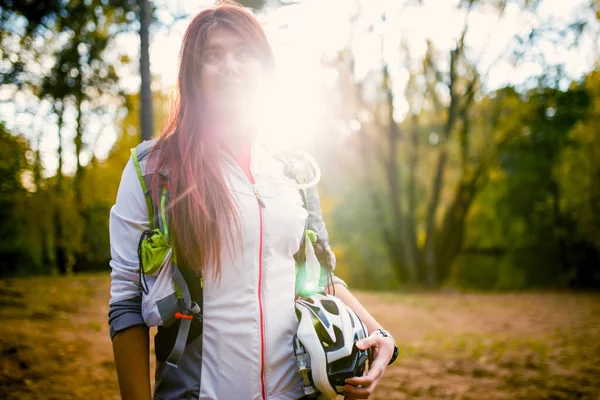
[343,332,395,398]
[345,361,384,386]
[345,374,374,387]
[343,361,385,400]
[355,336,376,350]
[341,372,383,400]
[342,383,375,399]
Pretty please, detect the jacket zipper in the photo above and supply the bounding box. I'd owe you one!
[252,181,267,400]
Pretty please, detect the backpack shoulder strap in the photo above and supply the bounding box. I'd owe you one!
[131,143,156,231]
[131,142,205,370]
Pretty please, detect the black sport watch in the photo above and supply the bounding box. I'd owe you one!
[374,328,399,365]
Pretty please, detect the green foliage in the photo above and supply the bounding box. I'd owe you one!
[0,123,34,276]
[451,78,599,289]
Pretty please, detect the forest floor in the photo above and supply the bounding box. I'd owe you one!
[1,274,599,400]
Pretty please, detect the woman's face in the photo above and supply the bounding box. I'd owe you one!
[200,26,264,121]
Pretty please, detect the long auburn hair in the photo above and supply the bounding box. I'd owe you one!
[149,2,275,278]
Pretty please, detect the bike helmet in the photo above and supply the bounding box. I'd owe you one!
[294,294,370,399]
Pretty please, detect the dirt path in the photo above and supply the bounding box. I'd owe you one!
[0,275,120,400]
[360,291,600,399]
[1,275,599,400]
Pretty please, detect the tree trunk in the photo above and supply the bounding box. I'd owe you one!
[33,147,51,272]
[139,0,154,142]
[432,76,478,281]
[74,92,84,212]
[550,178,568,276]
[422,146,448,286]
[382,65,418,284]
[73,45,86,273]
[54,103,68,275]
[436,148,495,282]
[406,112,420,278]
[435,179,477,282]
[422,44,461,287]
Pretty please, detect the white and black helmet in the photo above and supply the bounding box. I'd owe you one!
[293,294,370,399]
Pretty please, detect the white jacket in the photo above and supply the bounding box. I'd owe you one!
[108,141,344,400]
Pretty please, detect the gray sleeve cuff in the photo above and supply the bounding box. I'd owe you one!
[108,297,147,340]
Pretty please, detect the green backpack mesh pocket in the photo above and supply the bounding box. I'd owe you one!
[138,229,172,295]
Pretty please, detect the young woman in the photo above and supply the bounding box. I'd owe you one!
[109,2,396,399]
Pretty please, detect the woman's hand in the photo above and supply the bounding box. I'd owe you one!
[341,332,395,399]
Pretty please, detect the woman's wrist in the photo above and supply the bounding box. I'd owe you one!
[371,328,399,365]
[372,327,394,342]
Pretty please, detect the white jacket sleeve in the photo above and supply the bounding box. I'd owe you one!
[108,157,150,338]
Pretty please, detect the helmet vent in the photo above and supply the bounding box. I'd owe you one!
[321,299,339,315]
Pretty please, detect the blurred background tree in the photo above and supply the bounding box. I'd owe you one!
[1,0,139,274]
[0,0,598,291]
[314,0,600,289]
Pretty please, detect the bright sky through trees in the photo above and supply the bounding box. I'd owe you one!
[1,0,596,175]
